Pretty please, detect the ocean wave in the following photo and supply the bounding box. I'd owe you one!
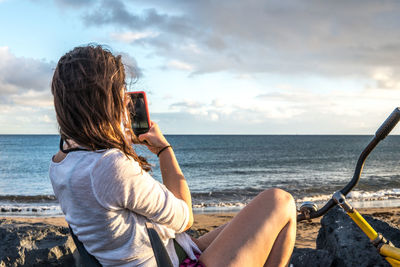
[193,202,247,208]
[0,203,62,216]
[296,188,400,203]
[0,195,57,203]
[191,187,262,198]
[192,188,400,209]
[1,188,400,216]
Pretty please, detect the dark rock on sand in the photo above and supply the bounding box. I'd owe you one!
[290,248,334,266]
[186,228,209,238]
[316,206,400,267]
[290,206,400,267]
[0,219,77,266]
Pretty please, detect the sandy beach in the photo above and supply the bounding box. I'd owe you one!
[1,206,399,249]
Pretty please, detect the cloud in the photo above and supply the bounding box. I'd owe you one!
[0,104,57,134]
[11,90,53,108]
[0,47,54,97]
[170,100,204,109]
[169,100,208,116]
[110,31,159,43]
[53,0,95,8]
[39,114,53,123]
[0,47,57,133]
[166,60,193,71]
[155,84,400,134]
[118,51,143,81]
[77,0,400,79]
[83,1,160,30]
[371,67,400,89]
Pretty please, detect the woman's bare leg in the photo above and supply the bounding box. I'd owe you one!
[198,188,296,267]
[264,218,296,266]
[194,223,229,251]
[194,213,295,265]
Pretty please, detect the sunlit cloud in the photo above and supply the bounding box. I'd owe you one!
[170,100,203,109]
[211,99,224,108]
[110,31,159,43]
[155,83,400,134]
[167,60,193,71]
[371,67,400,90]
[0,104,57,134]
[11,90,53,108]
[39,114,53,123]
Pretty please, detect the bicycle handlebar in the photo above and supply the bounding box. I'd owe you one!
[297,107,400,222]
[375,107,400,140]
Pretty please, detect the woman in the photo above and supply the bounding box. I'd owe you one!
[50,45,296,267]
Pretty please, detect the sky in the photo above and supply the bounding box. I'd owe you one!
[1,0,400,134]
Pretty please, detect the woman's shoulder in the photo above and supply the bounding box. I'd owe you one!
[101,148,136,163]
[50,148,142,177]
[96,148,142,173]
[91,149,145,192]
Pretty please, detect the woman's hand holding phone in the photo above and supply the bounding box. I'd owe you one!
[138,121,170,155]
[126,91,170,155]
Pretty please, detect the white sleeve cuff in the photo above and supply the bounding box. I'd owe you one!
[176,200,190,233]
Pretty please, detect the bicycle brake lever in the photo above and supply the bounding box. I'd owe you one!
[299,201,318,222]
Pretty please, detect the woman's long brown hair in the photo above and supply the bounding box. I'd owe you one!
[51,45,150,171]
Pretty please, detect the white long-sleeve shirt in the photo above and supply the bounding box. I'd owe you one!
[49,148,200,267]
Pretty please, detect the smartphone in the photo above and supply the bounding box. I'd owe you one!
[127,91,151,136]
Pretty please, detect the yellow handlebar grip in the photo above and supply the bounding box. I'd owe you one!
[385,257,400,267]
[381,244,400,261]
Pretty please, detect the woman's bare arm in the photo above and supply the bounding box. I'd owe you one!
[138,122,194,230]
[158,147,194,231]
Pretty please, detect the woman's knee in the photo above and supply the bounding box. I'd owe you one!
[258,188,296,218]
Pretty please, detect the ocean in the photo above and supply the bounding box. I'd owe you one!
[1,135,400,216]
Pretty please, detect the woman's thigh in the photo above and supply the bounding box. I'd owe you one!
[193,223,228,251]
[198,188,296,267]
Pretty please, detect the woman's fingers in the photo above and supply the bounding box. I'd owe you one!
[138,132,147,143]
[136,122,170,154]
